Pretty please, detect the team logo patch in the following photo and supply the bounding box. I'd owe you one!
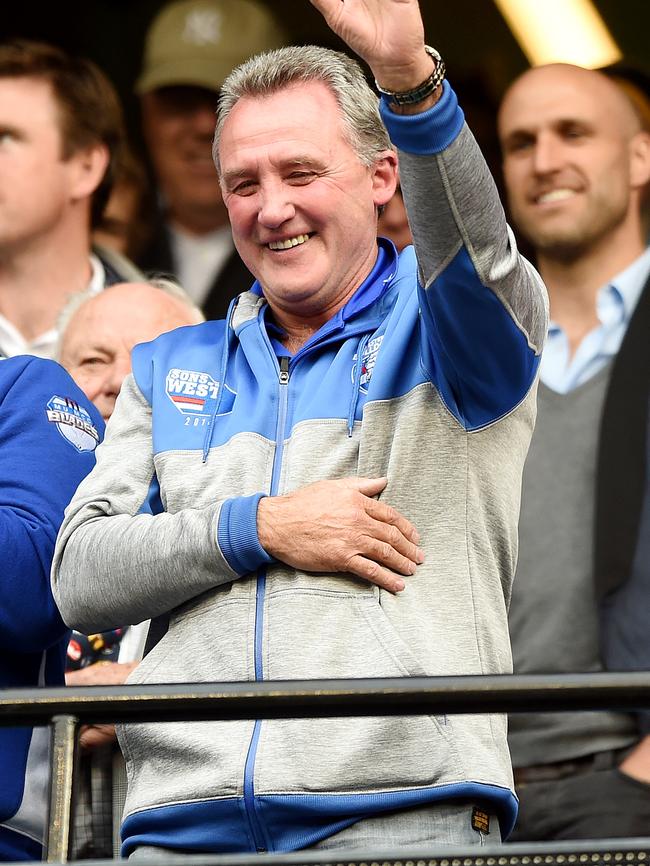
[166,368,235,416]
[351,335,384,393]
[46,396,100,453]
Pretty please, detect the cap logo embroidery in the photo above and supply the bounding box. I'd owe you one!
[182,9,222,46]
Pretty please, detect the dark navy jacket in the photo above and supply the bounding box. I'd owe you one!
[595,272,650,730]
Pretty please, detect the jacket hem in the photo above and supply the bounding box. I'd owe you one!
[121,781,517,855]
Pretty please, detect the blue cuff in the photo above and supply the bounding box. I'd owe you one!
[217,493,274,575]
[379,80,465,155]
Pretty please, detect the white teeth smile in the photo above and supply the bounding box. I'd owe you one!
[268,233,310,251]
[536,189,576,204]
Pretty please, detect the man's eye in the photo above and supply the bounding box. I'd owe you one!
[232,180,257,196]
[506,137,533,154]
[80,357,106,367]
[288,171,315,184]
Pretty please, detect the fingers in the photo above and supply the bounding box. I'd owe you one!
[79,724,117,751]
[360,536,416,577]
[342,475,388,498]
[330,478,424,587]
[346,554,406,594]
[365,517,424,569]
[364,493,421,545]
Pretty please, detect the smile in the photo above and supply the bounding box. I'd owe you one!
[267,233,311,251]
[535,189,577,205]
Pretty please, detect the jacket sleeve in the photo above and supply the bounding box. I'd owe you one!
[51,370,258,634]
[380,82,549,429]
[0,358,103,651]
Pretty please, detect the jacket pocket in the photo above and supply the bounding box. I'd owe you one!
[256,587,459,794]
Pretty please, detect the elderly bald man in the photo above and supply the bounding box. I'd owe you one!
[498,64,650,840]
[59,279,203,422]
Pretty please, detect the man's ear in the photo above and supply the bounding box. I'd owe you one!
[68,143,111,201]
[371,150,399,208]
[629,130,650,190]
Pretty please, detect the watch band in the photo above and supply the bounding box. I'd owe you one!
[375,46,446,107]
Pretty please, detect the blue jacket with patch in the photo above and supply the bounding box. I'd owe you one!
[53,84,548,854]
[0,356,103,862]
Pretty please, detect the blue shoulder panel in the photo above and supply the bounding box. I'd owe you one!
[419,246,540,429]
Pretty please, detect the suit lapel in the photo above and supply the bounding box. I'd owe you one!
[594,272,650,600]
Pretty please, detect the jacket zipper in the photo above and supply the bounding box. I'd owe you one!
[242,354,290,852]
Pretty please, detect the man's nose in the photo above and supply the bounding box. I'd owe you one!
[102,358,131,397]
[257,184,296,228]
[532,133,563,175]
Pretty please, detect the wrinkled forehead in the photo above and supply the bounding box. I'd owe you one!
[217,80,348,169]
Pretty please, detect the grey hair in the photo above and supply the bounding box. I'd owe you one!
[55,277,204,361]
[212,45,391,175]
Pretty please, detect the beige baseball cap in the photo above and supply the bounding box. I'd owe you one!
[136,0,287,95]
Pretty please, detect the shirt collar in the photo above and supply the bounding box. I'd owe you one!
[88,253,106,295]
[548,246,650,334]
[610,245,650,320]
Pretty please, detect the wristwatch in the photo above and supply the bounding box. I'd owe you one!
[375,46,446,107]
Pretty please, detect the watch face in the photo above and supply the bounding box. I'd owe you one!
[424,45,442,62]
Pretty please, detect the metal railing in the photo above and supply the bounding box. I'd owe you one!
[1,672,650,864]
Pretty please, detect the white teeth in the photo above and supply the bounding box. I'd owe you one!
[537,189,576,204]
[268,233,310,251]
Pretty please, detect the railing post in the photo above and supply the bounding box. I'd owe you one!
[46,714,78,863]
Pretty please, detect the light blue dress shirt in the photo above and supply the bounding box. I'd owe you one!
[541,247,650,394]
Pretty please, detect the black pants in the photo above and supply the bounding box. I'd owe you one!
[510,765,650,841]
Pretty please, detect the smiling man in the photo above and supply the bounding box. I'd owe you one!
[53,0,546,854]
[498,64,650,840]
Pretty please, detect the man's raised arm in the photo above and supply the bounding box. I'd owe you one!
[312,0,548,428]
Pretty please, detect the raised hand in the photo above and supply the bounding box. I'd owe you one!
[309,0,433,92]
[257,476,424,592]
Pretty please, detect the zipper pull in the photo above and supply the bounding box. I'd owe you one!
[279,355,290,385]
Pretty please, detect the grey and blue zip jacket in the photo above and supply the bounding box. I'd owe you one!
[52,83,548,854]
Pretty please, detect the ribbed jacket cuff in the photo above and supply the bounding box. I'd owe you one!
[217,493,274,575]
[380,80,465,155]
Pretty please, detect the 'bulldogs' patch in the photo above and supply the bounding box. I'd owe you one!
[46,396,100,453]
[166,368,235,416]
[351,335,384,394]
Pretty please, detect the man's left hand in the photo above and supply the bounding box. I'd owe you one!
[65,661,138,751]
